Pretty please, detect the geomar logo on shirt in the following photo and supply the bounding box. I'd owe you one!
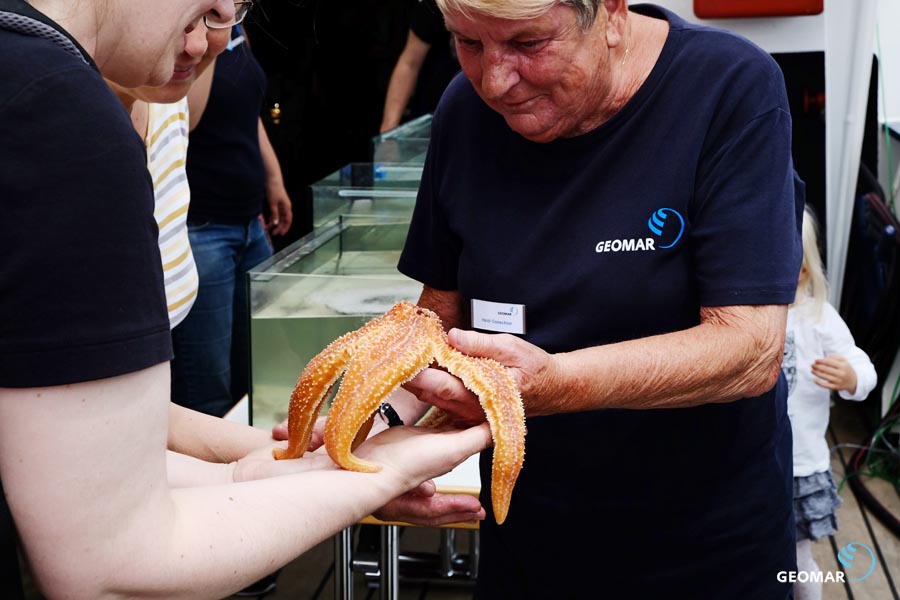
[594,207,685,253]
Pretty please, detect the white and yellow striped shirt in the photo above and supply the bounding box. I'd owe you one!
[146,99,198,328]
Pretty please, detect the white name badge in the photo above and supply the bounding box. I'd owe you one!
[471,299,526,334]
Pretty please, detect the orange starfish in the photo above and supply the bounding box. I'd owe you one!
[273,301,525,524]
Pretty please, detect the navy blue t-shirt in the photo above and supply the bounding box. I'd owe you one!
[399,5,801,597]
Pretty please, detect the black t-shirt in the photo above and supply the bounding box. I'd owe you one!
[187,25,268,221]
[400,4,802,597]
[406,0,458,118]
[0,27,172,386]
[409,0,449,46]
[0,3,171,591]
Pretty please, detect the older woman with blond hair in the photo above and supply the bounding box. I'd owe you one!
[377,0,804,596]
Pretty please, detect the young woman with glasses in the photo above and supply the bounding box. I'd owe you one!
[0,1,490,597]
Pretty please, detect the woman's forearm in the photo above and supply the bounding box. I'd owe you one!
[1,364,491,600]
[414,287,785,419]
[168,402,273,463]
[547,305,787,414]
[167,450,231,487]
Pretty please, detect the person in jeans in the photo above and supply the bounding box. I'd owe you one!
[172,23,293,417]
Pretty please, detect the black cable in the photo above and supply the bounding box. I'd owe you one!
[837,440,900,598]
[845,402,900,538]
[847,452,900,537]
[829,422,900,598]
[827,535,856,600]
[839,175,900,539]
[310,560,334,600]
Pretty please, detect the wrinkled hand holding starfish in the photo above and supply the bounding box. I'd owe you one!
[273,301,526,524]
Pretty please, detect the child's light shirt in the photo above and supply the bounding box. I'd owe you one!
[784,300,877,477]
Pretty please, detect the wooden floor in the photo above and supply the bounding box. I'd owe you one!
[817,401,900,600]
[233,400,900,600]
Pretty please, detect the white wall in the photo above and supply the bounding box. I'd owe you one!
[650,0,825,51]
[876,0,900,123]
[875,0,900,209]
[653,0,898,198]
[651,1,897,122]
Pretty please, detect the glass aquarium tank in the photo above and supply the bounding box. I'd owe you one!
[310,162,423,228]
[247,215,423,431]
[371,113,432,164]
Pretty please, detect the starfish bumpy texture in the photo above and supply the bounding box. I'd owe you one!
[273,301,526,524]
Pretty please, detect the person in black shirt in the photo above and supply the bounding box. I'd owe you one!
[361,1,803,598]
[171,24,293,419]
[0,1,490,597]
[380,0,460,132]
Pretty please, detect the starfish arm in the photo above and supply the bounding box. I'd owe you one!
[273,330,358,460]
[324,313,438,472]
[276,301,526,525]
[435,346,525,525]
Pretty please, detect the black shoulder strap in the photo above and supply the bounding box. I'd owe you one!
[0,0,96,68]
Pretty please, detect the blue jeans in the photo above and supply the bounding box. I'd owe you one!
[171,217,272,417]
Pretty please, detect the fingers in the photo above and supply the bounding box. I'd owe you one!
[812,357,849,378]
[267,197,292,236]
[278,199,293,233]
[813,356,848,372]
[269,217,285,236]
[308,415,327,451]
[271,416,326,450]
[811,365,843,389]
[373,491,485,527]
[231,449,339,483]
[455,422,493,455]
[811,361,841,380]
[448,328,516,361]
[446,328,550,401]
[811,356,856,393]
[369,422,491,458]
[355,423,490,490]
[813,377,840,391]
[403,369,485,426]
[405,368,468,400]
[308,429,325,452]
[413,479,436,497]
[271,419,288,441]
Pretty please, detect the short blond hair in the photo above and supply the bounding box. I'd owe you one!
[436,0,603,29]
[795,204,828,318]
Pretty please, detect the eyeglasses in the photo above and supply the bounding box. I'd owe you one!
[204,1,253,29]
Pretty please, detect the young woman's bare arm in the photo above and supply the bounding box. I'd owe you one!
[0,363,489,600]
[167,402,272,463]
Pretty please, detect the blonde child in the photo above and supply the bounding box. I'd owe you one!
[783,205,878,600]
